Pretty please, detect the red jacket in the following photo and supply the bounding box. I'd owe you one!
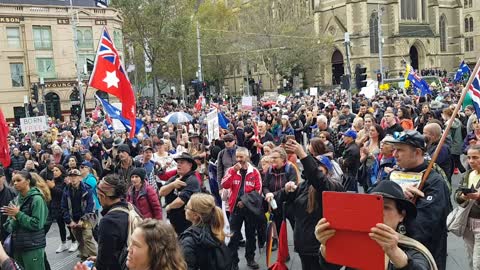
[221,163,262,212]
[127,182,162,220]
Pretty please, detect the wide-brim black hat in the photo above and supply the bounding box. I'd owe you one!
[369,180,417,219]
[174,153,197,171]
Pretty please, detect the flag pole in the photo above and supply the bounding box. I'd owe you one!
[415,57,480,202]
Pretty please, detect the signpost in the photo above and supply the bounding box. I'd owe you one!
[20,116,48,133]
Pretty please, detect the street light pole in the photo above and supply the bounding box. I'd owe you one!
[70,0,85,123]
[378,4,384,85]
[178,50,185,101]
[196,21,203,82]
[344,32,353,108]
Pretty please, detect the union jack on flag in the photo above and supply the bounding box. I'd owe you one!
[89,27,136,138]
[468,69,480,118]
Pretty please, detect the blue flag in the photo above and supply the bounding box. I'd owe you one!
[454,61,471,82]
[407,72,431,97]
[95,95,143,134]
[218,112,230,129]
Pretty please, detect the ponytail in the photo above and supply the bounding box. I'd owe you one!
[209,207,225,242]
[306,186,317,214]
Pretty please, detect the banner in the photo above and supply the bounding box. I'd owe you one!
[207,109,220,142]
[20,116,48,133]
[242,96,253,110]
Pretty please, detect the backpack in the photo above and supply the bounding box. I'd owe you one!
[109,202,143,270]
[208,243,233,270]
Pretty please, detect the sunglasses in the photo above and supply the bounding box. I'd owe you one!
[224,140,234,143]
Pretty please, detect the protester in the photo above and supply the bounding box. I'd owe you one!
[0,168,16,242]
[179,193,231,270]
[126,219,187,270]
[4,170,48,270]
[221,147,262,270]
[61,169,97,260]
[338,130,360,192]
[315,180,437,269]
[455,144,480,269]
[80,161,101,212]
[281,133,343,270]
[423,123,453,181]
[127,168,162,220]
[216,133,237,185]
[159,153,201,234]
[94,174,129,270]
[386,131,451,270]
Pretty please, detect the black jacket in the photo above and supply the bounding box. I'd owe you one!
[49,175,66,220]
[0,186,16,241]
[280,155,343,256]
[96,201,129,270]
[179,225,232,270]
[385,123,404,135]
[389,162,451,270]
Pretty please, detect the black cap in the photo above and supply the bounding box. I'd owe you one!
[369,180,417,219]
[339,115,347,121]
[223,133,235,141]
[117,144,131,155]
[384,130,426,151]
[131,167,147,180]
[173,153,197,171]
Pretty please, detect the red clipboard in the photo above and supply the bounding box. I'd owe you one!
[322,191,384,270]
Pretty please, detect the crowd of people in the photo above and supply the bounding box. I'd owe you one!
[0,83,477,270]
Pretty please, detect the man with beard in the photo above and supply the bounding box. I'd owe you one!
[112,144,140,186]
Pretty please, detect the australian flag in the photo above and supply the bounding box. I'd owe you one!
[95,95,143,134]
[454,61,471,82]
[407,70,431,97]
[89,27,136,138]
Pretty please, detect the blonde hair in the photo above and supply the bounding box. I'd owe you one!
[30,173,51,203]
[188,193,225,242]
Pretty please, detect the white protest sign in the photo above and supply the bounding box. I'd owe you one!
[242,96,253,110]
[20,116,48,133]
[207,109,219,142]
[309,87,318,96]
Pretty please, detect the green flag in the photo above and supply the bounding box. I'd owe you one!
[463,91,474,110]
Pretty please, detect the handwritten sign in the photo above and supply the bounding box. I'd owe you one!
[20,116,48,133]
[207,109,219,142]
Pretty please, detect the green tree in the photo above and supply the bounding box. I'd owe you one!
[230,0,333,90]
[111,0,198,102]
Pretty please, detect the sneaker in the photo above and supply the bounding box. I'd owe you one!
[247,259,260,269]
[68,242,79,252]
[56,243,68,253]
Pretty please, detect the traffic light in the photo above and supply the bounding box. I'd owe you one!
[355,66,368,89]
[30,84,38,103]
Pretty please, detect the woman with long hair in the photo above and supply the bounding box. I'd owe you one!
[179,193,231,270]
[4,170,48,270]
[280,139,343,270]
[126,219,187,270]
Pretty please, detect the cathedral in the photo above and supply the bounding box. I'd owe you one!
[313,0,469,86]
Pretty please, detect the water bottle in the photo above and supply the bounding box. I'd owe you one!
[270,198,278,210]
[83,260,94,270]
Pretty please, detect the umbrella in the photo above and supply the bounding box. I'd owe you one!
[262,101,277,107]
[268,219,289,270]
[163,112,193,124]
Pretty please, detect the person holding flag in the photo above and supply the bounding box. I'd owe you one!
[89,27,136,139]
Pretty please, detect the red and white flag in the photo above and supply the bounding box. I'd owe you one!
[89,27,136,138]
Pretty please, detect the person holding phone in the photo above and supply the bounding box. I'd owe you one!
[455,144,480,269]
[315,180,437,270]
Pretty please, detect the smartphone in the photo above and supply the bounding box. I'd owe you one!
[461,187,476,194]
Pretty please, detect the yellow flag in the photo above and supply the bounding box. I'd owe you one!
[404,65,411,89]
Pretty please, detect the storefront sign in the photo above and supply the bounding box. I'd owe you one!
[0,17,23,23]
[20,116,48,133]
[95,19,107,25]
[57,18,70,25]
